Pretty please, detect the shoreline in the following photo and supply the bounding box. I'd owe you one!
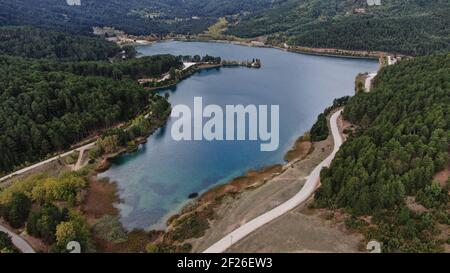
[0,102,170,184]
[89,124,315,252]
[94,107,171,173]
[1,37,378,252]
[132,36,389,62]
[88,40,377,252]
[144,63,230,92]
[146,107,346,253]
[204,109,344,253]
[179,38,383,60]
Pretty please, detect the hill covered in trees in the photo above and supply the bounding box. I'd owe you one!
[0,54,181,174]
[229,0,450,55]
[315,53,450,252]
[0,0,278,35]
[0,27,126,61]
[2,0,448,55]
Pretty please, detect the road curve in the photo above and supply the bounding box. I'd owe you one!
[0,224,35,253]
[0,142,95,183]
[203,109,344,253]
[365,72,377,92]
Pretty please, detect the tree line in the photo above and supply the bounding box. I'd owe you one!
[284,14,450,56]
[314,53,450,252]
[230,0,450,56]
[37,54,182,80]
[0,54,181,175]
[0,26,130,61]
[0,0,274,36]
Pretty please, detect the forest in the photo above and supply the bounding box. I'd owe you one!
[229,0,450,55]
[315,53,450,252]
[0,26,128,61]
[0,231,16,253]
[0,0,277,36]
[0,54,181,175]
[310,96,350,142]
[0,1,448,253]
[37,54,182,80]
[2,1,448,55]
[0,173,93,252]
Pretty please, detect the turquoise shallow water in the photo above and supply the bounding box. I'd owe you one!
[99,41,378,230]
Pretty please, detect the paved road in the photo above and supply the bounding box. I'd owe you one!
[365,72,377,92]
[0,142,95,183]
[203,109,344,253]
[0,224,35,253]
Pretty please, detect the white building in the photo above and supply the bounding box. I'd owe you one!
[367,0,381,6]
[66,0,81,6]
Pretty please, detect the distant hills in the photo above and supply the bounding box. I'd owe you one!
[228,0,450,55]
[0,0,277,35]
[1,0,448,55]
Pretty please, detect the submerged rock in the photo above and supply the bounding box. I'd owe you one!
[188,192,199,199]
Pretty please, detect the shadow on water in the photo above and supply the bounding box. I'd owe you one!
[110,144,147,165]
[153,123,168,140]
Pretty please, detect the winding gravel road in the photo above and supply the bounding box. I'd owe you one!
[203,109,344,253]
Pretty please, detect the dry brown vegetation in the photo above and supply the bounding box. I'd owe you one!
[284,137,313,162]
[82,177,119,223]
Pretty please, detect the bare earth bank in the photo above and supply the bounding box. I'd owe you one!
[190,110,363,253]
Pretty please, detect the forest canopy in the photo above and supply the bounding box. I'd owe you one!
[0,26,126,61]
[0,0,277,35]
[229,0,450,55]
[0,54,181,174]
[315,53,450,252]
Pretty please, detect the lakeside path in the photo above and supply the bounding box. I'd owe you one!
[0,224,35,253]
[0,142,95,183]
[203,109,344,253]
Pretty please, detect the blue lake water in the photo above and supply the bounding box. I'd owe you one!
[99,41,378,230]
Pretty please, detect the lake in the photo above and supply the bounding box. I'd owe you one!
[99,41,378,230]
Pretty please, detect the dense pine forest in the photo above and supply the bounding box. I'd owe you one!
[315,54,450,252]
[2,1,448,55]
[229,0,450,55]
[0,0,448,254]
[0,54,180,174]
[0,27,127,61]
